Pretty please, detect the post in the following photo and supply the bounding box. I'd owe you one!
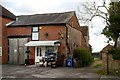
[106,52,109,74]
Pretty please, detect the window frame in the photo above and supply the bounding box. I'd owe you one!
[33,27,38,32]
[32,27,39,41]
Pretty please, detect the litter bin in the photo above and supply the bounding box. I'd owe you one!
[66,58,73,67]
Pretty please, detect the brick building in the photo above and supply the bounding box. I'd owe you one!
[1,5,89,65]
[0,5,16,64]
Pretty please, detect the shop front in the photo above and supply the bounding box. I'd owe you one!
[25,40,60,65]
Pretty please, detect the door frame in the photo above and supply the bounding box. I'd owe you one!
[35,46,46,64]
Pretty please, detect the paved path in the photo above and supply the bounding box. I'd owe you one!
[1,64,120,80]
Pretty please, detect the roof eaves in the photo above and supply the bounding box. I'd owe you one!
[7,23,66,27]
[6,21,15,26]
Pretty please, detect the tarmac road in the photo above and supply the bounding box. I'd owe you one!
[1,64,120,80]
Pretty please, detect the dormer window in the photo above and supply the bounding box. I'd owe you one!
[32,27,39,41]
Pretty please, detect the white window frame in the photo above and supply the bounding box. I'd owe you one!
[32,27,39,40]
[32,33,39,41]
[33,27,38,32]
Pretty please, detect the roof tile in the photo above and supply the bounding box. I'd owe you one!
[7,11,75,26]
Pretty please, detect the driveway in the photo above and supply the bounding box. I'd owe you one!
[1,64,120,80]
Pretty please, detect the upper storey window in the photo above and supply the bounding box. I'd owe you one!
[32,27,39,41]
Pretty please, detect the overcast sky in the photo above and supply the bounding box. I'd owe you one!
[1,0,110,52]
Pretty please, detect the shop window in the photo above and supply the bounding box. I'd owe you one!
[45,46,58,54]
[46,46,54,53]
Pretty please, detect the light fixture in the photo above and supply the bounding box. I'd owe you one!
[39,27,42,30]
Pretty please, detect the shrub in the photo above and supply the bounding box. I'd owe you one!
[73,48,94,67]
[108,48,120,60]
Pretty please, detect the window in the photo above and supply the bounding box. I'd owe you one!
[37,47,42,56]
[32,33,39,40]
[32,27,39,40]
[33,27,38,32]
[46,46,54,53]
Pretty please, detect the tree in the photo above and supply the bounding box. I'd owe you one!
[77,0,109,24]
[102,1,120,47]
[78,0,120,47]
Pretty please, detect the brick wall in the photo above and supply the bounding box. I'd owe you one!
[7,27,31,36]
[5,26,32,64]
[39,25,67,56]
[67,25,86,53]
[102,52,120,75]
[67,15,87,51]
[2,17,13,64]
[68,15,80,31]
[68,15,87,48]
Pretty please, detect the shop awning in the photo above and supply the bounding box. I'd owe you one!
[24,40,60,46]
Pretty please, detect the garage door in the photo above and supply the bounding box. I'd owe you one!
[8,38,28,64]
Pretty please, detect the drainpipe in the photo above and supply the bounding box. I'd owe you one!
[106,51,109,74]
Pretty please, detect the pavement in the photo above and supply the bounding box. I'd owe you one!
[1,64,120,80]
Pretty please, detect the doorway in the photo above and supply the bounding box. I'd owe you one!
[8,38,28,64]
[35,47,46,63]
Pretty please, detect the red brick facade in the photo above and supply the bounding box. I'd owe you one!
[1,17,14,64]
[1,11,89,65]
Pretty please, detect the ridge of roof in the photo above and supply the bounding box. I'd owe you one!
[17,11,75,17]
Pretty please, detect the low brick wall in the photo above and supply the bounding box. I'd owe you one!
[102,52,120,75]
[109,59,120,75]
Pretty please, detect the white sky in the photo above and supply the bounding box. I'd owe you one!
[1,0,111,52]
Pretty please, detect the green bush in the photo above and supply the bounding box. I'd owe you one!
[73,48,94,67]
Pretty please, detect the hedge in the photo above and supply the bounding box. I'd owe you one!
[73,48,94,67]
